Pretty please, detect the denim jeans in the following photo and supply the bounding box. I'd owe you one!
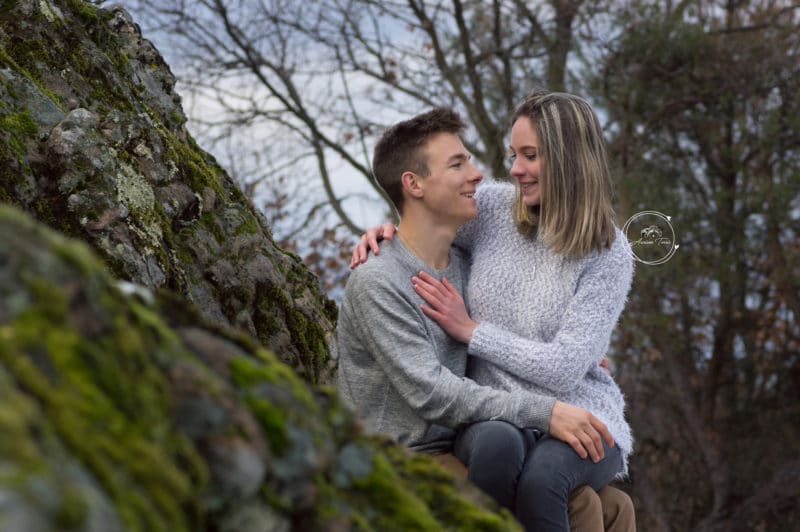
[455,420,622,532]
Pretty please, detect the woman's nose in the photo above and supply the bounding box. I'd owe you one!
[510,158,524,177]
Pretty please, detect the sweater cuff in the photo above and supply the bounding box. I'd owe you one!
[514,393,556,433]
[467,321,496,360]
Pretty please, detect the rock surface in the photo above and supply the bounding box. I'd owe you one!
[0,1,523,529]
[0,204,519,531]
[0,0,336,384]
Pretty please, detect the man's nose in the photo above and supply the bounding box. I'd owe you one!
[469,162,484,183]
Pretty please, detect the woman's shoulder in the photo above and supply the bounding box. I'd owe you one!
[476,179,515,200]
[475,180,516,215]
[610,227,634,264]
[585,227,635,275]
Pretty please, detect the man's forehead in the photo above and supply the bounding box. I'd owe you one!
[424,132,467,158]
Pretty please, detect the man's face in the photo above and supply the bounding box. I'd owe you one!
[418,132,483,225]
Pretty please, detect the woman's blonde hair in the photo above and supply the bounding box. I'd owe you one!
[511,91,617,257]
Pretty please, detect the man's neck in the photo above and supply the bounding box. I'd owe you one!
[395,213,458,270]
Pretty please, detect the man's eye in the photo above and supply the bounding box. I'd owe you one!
[450,162,462,169]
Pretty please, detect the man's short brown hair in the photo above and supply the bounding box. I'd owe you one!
[372,108,465,214]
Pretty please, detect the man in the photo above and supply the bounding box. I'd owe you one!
[337,108,634,530]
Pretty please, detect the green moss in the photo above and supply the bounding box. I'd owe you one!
[199,212,225,244]
[2,0,136,116]
[228,354,321,455]
[88,77,135,114]
[70,49,92,75]
[150,199,178,277]
[235,214,260,236]
[289,308,329,378]
[242,389,289,453]
[319,296,339,325]
[54,485,89,529]
[31,197,82,243]
[0,187,15,205]
[0,245,208,532]
[162,129,226,199]
[0,39,64,109]
[65,0,99,22]
[313,437,519,531]
[0,0,17,14]
[253,280,331,384]
[0,108,37,160]
[229,353,315,410]
[383,446,519,531]
[0,366,48,471]
[350,452,441,531]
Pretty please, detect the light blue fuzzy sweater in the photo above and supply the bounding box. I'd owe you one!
[457,182,635,472]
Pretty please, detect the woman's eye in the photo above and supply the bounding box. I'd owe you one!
[508,154,517,161]
[525,153,537,161]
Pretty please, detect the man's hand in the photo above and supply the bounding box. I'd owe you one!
[549,401,614,462]
[350,222,396,269]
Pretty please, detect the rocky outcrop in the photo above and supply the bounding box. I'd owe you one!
[0,1,524,529]
[0,0,336,384]
[0,204,519,531]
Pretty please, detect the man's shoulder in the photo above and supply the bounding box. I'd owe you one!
[343,240,416,298]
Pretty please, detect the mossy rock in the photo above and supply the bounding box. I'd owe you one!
[0,204,520,531]
[0,0,336,385]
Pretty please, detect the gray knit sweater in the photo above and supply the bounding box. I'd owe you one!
[336,237,555,452]
[456,182,634,471]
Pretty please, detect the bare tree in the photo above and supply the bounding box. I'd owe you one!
[123,0,599,234]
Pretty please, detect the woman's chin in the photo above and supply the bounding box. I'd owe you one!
[522,195,540,207]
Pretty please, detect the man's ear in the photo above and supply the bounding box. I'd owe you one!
[401,171,424,200]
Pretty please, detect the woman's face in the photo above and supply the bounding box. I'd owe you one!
[509,117,542,207]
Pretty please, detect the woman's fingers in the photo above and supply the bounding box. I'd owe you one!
[365,227,384,255]
[550,402,614,462]
[366,222,396,254]
[564,435,588,459]
[381,222,396,240]
[578,430,604,463]
[413,278,446,309]
[349,223,396,269]
[592,416,615,448]
[419,303,446,323]
[440,276,462,298]
[416,271,449,298]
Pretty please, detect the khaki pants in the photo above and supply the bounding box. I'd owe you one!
[432,453,635,532]
[569,485,636,532]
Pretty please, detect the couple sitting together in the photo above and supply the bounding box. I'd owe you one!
[337,90,636,531]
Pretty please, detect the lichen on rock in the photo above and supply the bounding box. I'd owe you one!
[0,0,336,385]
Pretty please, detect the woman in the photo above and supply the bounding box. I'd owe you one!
[354,91,634,531]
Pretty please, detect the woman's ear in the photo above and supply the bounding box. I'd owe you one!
[401,171,424,199]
